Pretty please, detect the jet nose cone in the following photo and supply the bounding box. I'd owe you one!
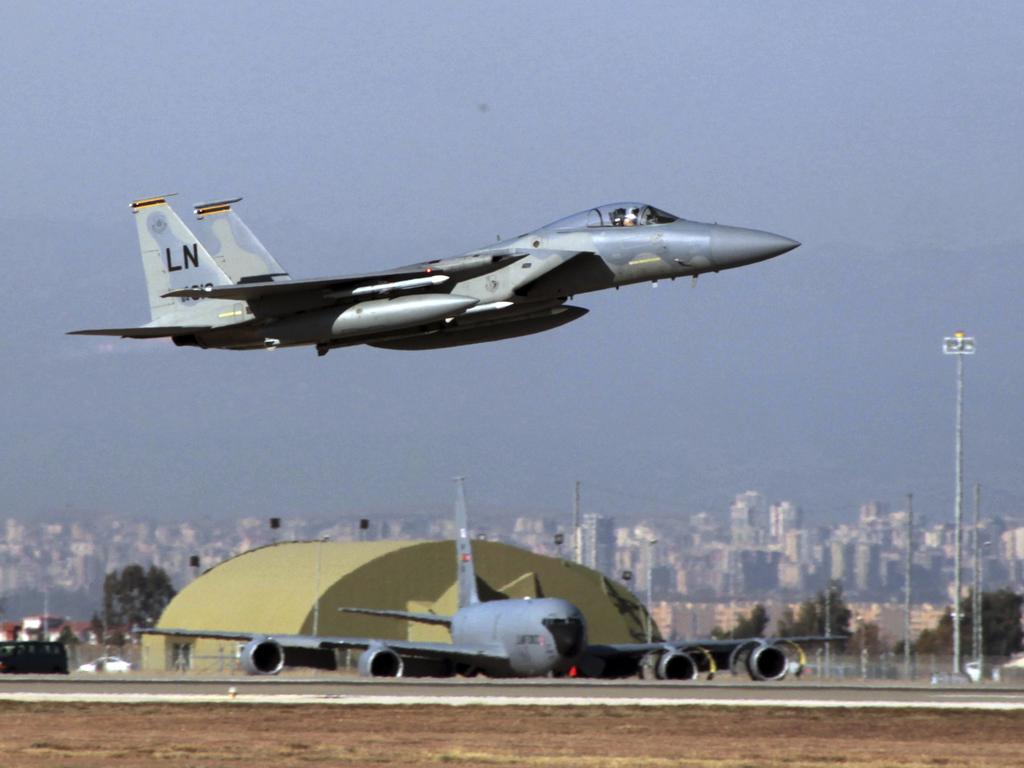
[710,225,800,267]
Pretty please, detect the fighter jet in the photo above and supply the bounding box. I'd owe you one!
[140,479,829,681]
[71,196,799,356]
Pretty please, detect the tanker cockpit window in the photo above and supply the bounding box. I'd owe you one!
[543,616,585,658]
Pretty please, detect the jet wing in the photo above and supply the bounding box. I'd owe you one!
[318,637,504,667]
[162,269,437,301]
[339,607,453,627]
[585,635,843,660]
[138,627,507,667]
[67,326,211,338]
[162,250,532,302]
[581,635,846,680]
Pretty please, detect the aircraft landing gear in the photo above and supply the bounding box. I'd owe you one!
[316,344,329,357]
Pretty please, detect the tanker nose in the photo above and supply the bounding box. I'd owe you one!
[710,225,800,268]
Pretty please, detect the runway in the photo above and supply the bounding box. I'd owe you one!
[2,676,1023,710]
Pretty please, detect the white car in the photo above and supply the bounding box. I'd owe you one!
[78,655,133,673]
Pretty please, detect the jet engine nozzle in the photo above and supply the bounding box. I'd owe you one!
[172,334,203,348]
[358,644,404,677]
[639,649,699,680]
[747,643,789,681]
[240,637,285,675]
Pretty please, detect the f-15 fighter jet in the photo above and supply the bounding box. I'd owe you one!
[71,197,798,356]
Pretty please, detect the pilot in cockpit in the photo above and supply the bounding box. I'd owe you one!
[609,206,641,227]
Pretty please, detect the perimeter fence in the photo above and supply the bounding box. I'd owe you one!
[795,650,1015,683]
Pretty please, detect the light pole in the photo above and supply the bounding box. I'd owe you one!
[903,493,913,680]
[972,482,983,675]
[645,539,658,643]
[943,330,975,675]
[857,614,868,680]
[824,582,832,679]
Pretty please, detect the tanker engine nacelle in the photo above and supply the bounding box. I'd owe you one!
[745,642,789,681]
[639,649,699,680]
[357,644,404,677]
[240,637,286,675]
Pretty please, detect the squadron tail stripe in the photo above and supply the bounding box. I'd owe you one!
[194,198,243,218]
[196,205,231,217]
[130,194,176,212]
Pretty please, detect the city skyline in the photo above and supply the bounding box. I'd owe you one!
[3,486,1016,624]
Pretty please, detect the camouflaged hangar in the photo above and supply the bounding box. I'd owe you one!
[142,539,656,672]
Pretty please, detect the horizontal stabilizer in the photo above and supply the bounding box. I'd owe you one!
[339,607,453,627]
[137,626,256,642]
[67,326,211,339]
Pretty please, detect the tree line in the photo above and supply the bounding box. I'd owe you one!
[714,580,1023,658]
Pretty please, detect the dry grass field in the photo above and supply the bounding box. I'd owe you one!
[2,702,1023,767]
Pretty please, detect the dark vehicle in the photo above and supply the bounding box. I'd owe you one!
[0,642,69,674]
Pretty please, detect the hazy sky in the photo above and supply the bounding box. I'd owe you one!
[1,2,1021,527]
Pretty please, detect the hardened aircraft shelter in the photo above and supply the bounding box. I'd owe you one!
[142,539,655,672]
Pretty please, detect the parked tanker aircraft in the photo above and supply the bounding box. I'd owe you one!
[140,479,830,680]
[71,196,799,356]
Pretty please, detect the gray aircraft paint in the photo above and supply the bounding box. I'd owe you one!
[140,479,823,680]
[191,199,291,283]
[70,199,798,355]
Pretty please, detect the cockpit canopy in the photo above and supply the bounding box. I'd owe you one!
[539,203,679,231]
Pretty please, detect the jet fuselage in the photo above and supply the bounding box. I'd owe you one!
[72,199,799,355]
[189,203,797,352]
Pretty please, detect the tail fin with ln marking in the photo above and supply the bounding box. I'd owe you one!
[132,195,235,327]
[69,196,238,339]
